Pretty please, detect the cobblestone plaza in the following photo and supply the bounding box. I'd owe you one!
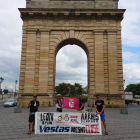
[0,103,140,140]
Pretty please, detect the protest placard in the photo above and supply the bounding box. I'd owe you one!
[35,112,102,135]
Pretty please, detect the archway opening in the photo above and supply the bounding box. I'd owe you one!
[55,39,88,97]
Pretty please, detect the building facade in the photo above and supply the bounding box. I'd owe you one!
[18,0,125,107]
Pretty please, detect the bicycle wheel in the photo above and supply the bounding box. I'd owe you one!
[58,116,62,121]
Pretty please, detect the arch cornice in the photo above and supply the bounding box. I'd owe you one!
[26,28,38,32]
[19,8,125,21]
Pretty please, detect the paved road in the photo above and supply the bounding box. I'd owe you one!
[0,103,140,140]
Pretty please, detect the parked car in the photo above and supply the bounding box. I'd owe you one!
[4,99,17,107]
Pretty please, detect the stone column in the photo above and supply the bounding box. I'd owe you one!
[38,29,50,95]
[88,35,95,107]
[24,28,37,94]
[33,30,40,94]
[117,29,124,97]
[18,22,28,99]
[47,47,55,106]
[103,32,109,95]
[93,30,105,94]
[107,29,119,94]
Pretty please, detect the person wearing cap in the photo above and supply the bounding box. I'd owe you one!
[95,95,108,135]
[56,94,63,112]
[28,94,40,135]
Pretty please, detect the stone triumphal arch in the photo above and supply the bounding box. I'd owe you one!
[18,0,125,107]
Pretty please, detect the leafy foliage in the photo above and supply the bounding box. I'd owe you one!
[83,86,88,94]
[55,83,83,97]
[125,83,140,96]
[3,89,9,94]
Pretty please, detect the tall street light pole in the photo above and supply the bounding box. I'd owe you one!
[0,77,4,100]
[15,80,17,98]
[123,79,127,107]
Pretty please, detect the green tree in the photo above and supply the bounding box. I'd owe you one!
[55,83,83,97]
[3,89,9,94]
[69,84,75,96]
[83,86,88,94]
[125,83,140,96]
[74,83,83,95]
[55,83,71,97]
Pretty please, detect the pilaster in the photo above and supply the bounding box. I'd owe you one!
[107,29,119,94]
[93,29,105,94]
[24,28,37,94]
[38,29,51,94]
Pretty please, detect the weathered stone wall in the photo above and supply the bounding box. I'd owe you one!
[18,8,125,108]
[26,0,119,9]
[18,0,125,108]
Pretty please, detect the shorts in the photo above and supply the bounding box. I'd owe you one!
[100,113,106,121]
[29,114,35,122]
[57,108,62,112]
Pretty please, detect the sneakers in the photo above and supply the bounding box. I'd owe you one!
[105,132,108,135]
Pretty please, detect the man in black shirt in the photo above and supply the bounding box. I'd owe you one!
[79,95,85,110]
[95,95,108,135]
[28,95,40,135]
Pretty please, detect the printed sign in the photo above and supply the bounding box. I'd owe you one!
[63,97,79,109]
[35,112,102,135]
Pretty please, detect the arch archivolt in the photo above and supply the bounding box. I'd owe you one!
[49,31,94,54]
[48,30,95,107]
[18,0,126,108]
[18,27,124,108]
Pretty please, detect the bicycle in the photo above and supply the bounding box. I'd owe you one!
[57,114,69,121]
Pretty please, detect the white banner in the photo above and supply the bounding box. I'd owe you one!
[35,112,102,135]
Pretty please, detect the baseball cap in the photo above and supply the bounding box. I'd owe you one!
[33,94,37,97]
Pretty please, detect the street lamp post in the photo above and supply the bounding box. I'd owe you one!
[15,80,17,98]
[123,79,125,86]
[123,79,128,108]
[0,77,4,100]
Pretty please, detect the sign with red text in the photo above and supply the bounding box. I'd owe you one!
[35,112,102,135]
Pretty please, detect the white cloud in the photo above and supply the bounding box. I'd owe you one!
[0,0,25,91]
[56,45,87,87]
[123,51,139,62]
[123,63,140,87]
[119,0,140,47]
[119,0,140,88]
[0,0,140,92]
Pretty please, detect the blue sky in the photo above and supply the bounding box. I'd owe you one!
[119,0,140,87]
[0,0,140,91]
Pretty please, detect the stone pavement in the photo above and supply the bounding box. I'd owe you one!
[0,103,140,140]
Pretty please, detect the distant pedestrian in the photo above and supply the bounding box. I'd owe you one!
[78,94,85,111]
[28,95,40,135]
[95,95,108,135]
[56,94,63,112]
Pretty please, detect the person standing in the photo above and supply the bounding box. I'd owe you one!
[56,94,63,112]
[79,94,85,111]
[28,94,40,135]
[95,95,108,135]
